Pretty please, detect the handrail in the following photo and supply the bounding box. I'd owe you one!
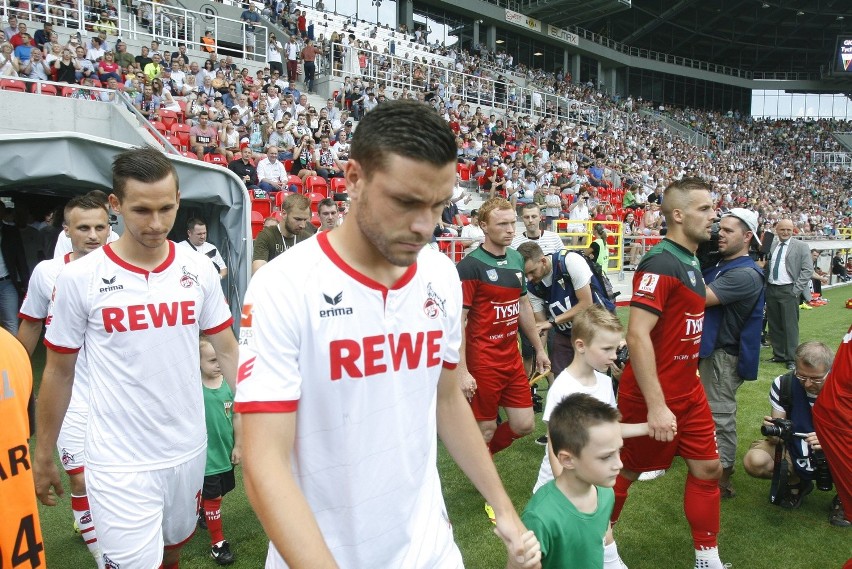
[2,0,267,63]
[327,43,600,126]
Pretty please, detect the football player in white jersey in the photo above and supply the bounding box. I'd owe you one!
[34,147,239,569]
[237,100,542,569]
[18,192,110,568]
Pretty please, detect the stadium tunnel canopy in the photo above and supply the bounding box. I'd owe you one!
[0,132,251,328]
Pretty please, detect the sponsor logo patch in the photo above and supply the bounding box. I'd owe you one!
[638,273,659,293]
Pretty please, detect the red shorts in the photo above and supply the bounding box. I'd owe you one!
[469,361,530,421]
[618,388,719,472]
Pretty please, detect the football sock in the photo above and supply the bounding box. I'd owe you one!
[162,563,179,569]
[71,494,101,558]
[684,473,720,549]
[603,540,627,569]
[204,497,224,544]
[488,423,523,455]
[693,546,725,569]
[610,474,633,523]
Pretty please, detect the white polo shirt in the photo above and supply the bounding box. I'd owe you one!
[45,242,233,471]
[235,232,464,568]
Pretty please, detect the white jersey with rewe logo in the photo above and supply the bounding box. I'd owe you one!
[19,253,91,415]
[44,241,233,472]
[235,231,464,569]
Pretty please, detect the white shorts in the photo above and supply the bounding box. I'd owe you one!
[86,451,205,569]
[57,409,87,475]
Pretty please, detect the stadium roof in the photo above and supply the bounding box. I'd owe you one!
[523,0,852,77]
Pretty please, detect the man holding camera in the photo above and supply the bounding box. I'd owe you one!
[743,342,844,522]
[698,209,765,499]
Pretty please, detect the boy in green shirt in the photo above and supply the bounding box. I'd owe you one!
[200,337,241,565]
[521,392,626,569]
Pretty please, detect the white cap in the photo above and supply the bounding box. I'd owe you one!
[723,207,761,246]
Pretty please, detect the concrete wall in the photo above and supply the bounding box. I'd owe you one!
[0,90,157,147]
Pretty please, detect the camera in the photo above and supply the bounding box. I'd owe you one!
[812,450,833,492]
[761,418,793,441]
[614,345,629,368]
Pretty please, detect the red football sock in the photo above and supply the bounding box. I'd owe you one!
[610,474,633,523]
[162,563,179,569]
[488,423,522,455]
[204,497,224,545]
[684,473,720,549]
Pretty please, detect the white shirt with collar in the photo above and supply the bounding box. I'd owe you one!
[769,238,793,285]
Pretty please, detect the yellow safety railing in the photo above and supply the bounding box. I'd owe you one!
[554,220,624,272]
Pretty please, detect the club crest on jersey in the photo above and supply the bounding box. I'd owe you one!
[103,554,120,569]
[486,269,498,282]
[61,448,73,465]
[99,275,124,293]
[687,270,697,287]
[320,291,353,318]
[423,283,447,319]
[180,266,199,288]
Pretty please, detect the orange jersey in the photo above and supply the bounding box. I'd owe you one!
[0,328,45,568]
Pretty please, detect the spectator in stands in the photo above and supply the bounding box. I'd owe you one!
[251,193,312,274]
[135,45,152,70]
[301,39,321,94]
[241,3,260,55]
[0,42,19,76]
[266,33,283,76]
[9,22,27,48]
[256,146,289,193]
[623,211,645,267]
[13,33,33,65]
[143,51,163,81]
[134,82,161,120]
[113,40,133,71]
[267,121,295,158]
[73,45,94,81]
[201,29,215,53]
[152,78,180,113]
[23,48,50,83]
[290,134,317,183]
[191,110,225,156]
[33,22,52,48]
[317,198,339,232]
[314,136,344,182]
[94,11,117,36]
[3,15,18,40]
[228,144,259,190]
[86,36,105,63]
[285,35,299,81]
[96,50,120,82]
[53,47,76,83]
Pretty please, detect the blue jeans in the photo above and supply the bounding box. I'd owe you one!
[0,278,19,335]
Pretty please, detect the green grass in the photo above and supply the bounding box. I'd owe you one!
[35,286,852,568]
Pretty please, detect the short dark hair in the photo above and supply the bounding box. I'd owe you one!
[112,147,178,201]
[186,217,206,232]
[64,192,109,223]
[317,198,336,211]
[516,241,544,264]
[281,193,310,214]
[549,393,621,457]
[350,99,455,179]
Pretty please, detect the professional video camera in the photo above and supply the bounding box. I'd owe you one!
[696,217,721,270]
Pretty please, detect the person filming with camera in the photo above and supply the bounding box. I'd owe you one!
[743,341,844,523]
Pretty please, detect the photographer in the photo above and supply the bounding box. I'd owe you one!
[743,342,837,513]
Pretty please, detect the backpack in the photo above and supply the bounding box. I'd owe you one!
[555,249,617,313]
[777,372,794,415]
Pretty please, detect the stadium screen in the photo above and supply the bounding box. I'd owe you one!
[836,36,852,73]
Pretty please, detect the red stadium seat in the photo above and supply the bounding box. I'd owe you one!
[311,211,321,228]
[330,177,347,194]
[38,83,58,96]
[180,150,199,160]
[305,176,328,197]
[0,78,27,92]
[251,211,265,238]
[283,159,294,173]
[165,135,181,150]
[274,190,293,210]
[307,191,325,212]
[159,109,178,131]
[251,196,273,218]
[151,121,168,136]
[176,99,187,121]
[171,124,191,150]
[89,78,102,88]
[286,175,303,194]
[203,153,228,167]
[457,163,471,182]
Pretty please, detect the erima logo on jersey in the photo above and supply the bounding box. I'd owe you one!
[99,275,124,293]
[320,291,353,318]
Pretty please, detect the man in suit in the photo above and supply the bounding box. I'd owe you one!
[0,201,29,334]
[764,218,812,370]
